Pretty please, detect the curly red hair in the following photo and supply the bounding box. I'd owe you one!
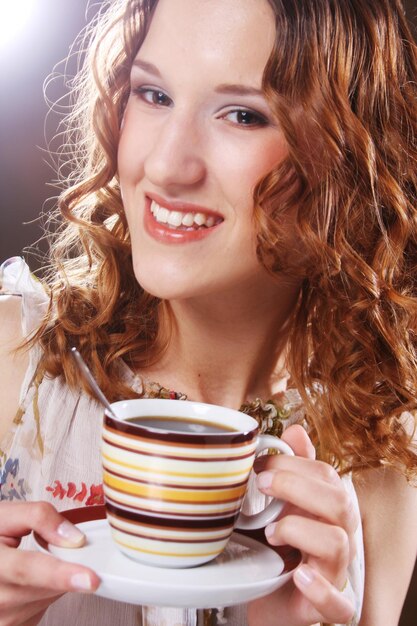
[32,0,417,479]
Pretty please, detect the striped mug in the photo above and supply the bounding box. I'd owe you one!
[102,398,294,568]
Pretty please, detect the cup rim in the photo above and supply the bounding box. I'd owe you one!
[104,398,259,439]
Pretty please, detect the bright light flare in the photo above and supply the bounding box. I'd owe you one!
[0,0,37,49]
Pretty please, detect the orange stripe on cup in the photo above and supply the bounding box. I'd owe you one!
[103,470,247,503]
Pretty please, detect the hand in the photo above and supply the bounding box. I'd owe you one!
[0,501,100,626]
[248,425,359,626]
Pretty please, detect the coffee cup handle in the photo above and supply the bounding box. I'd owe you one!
[235,434,294,531]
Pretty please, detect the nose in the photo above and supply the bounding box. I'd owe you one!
[144,112,206,190]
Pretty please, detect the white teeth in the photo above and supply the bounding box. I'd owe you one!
[167,211,183,227]
[150,200,219,229]
[194,213,206,226]
[182,212,195,227]
[156,206,169,223]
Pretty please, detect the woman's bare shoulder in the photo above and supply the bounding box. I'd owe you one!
[1,292,23,325]
[0,295,29,439]
[354,462,417,625]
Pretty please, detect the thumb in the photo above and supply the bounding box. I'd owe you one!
[281,424,316,460]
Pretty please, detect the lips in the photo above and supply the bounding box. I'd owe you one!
[144,195,223,244]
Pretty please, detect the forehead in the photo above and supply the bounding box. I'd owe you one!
[136,0,276,86]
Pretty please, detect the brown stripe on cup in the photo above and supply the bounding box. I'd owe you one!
[102,435,256,461]
[104,493,241,517]
[105,501,240,529]
[108,520,234,544]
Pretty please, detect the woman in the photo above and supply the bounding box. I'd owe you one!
[0,0,416,625]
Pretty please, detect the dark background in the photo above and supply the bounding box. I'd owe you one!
[0,2,416,623]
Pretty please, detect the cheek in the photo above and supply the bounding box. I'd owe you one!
[118,134,143,184]
[218,136,288,202]
[252,138,288,182]
[117,128,145,229]
[117,110,149,185]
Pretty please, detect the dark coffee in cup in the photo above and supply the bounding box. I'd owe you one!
[126,416,237,434]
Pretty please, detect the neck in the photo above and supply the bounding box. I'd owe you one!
[142,277,300,409]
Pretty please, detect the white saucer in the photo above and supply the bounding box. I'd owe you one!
[34,506,300,608]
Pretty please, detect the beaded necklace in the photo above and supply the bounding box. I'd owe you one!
[142,379,305,438]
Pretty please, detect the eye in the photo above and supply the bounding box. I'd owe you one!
[221,108,268,128]
[132,86,173,107]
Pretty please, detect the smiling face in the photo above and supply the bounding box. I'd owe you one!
[118,0,288,302]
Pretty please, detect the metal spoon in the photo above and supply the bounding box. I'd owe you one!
[71,347,119,418]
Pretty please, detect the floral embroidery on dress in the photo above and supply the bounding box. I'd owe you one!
[0,457,29,501]
[45,480,104,506]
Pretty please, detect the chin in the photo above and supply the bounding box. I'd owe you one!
[132,255,213,301]
[137,275,225,303]
[133,270,189,301]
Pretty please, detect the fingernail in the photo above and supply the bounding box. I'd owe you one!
[70,573,93,592]
[265,523,276,538]
[57,521,85,546]
[257,471,273,491]
[294,565,314,587]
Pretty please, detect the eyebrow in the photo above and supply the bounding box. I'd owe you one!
[131,59,264,97]
[215,84,264,97]
[131,59,162,76]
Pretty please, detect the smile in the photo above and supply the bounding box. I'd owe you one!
[150,200,222,231]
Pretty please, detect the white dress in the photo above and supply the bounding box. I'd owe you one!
[0,257,364,626]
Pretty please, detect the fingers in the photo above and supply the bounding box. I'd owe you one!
[257,467,359,539]
[251,427,358,626]
[0,501,85,548]
[0,581,64,606]
[254,425,316,473]
[293,564,355,625]
[255,453,341,485]
[20,606,50,626]
[1,596,56,626]
[265,515,352,579]
[0,545,100,593]
[280,425,316,459]
[0,552,99,626]
[0,501,100,626]
[255,429,360,572]
[0,537,21,549]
